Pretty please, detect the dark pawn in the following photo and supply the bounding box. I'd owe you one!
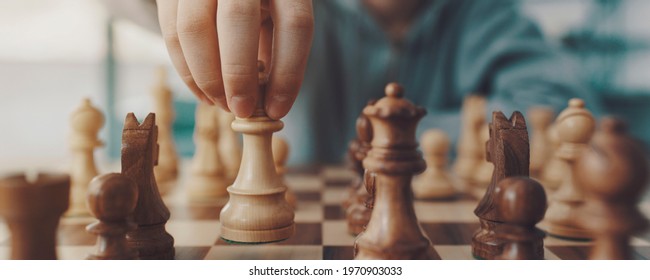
[86,173,139,260]
[574,118,649,260]
[494,177,547,260]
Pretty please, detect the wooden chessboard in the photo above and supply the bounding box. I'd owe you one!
[1,165,649,260]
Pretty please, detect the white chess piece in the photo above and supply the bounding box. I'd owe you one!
[187,103,228,202]
[152,66,179,196]
[413,129,457,199]
[219,62,294,243]
[67,98,104,216]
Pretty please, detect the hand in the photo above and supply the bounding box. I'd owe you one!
[156,0,314,119]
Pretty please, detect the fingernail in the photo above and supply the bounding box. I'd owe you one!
[267,94,291,119]
[230,95,255,118]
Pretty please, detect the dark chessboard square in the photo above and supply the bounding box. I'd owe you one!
[548,246,650,260]
[323,246,354,260]
[57,224,96,246]
[286,165,320,175]
[421,223,479,245]
[324,178,354,188]
[174,246,210,260]
[169,205,223,220]
[295,191,321,202]
[324,205,346,220]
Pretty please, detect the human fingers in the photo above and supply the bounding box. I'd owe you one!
[157,0,214,105]
[265,0,314,119]
[217,0,261,117]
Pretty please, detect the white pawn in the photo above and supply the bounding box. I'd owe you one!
[187,102,228,202]
[152,66,179,196]
[67,98,105,216]
[413,129,457,199]
[272,136,296,208]
[473,123,493,198]
[217,109,241,185]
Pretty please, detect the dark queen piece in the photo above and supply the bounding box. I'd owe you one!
[354,83,439,260]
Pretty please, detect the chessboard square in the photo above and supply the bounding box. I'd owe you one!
[294,202,324,223]
[323,246,354,260]
[274,223,322,245]
[57,224,96,246]
[414,201,478,222]
[321,166,355,187]
[286,175,324,192]
[543,235,591,246]
[433,245,560,260]
[324,205,346,220]
[421,223,478,245]
[322,221,356,246]
[206,245,322,260]
[58,246,95,260]
[167,220,220,247]
[323,187,349,205]
[174,246,211,260]
[433,245,473,260]
[549,245,650,260]
[294,191,321,202]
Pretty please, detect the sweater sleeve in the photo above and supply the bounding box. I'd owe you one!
[453,0,603,116]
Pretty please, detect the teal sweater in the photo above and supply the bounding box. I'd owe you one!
[280,0,601,164]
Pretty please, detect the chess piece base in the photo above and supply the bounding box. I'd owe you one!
[471,219,503,259]
[220,188,295,243]
[355,234,439,260]
[127,224,175,260]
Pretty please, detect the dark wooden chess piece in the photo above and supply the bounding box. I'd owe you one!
[354,83,439,260]
[346,113,374,235]
[122,113,175,259]
[494,177,547,260]
[574,118,649,260]
[86,173,139,260]
[0,173,70,259]
[472,111,531,260]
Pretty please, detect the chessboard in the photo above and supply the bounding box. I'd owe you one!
[1,165,649,260]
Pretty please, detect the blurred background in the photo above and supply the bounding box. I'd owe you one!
[0,0,649,169]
